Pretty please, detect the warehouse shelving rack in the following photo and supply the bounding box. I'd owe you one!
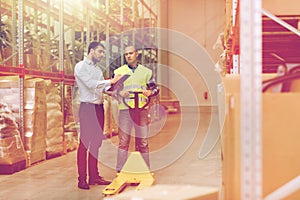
[223,0,300,199]
[224,0,300,74]
[0,0,158,165]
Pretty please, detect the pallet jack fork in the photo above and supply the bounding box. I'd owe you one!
[102,152,155,196]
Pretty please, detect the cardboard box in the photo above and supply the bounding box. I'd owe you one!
[221,75,300,199]
[104,184,219,200]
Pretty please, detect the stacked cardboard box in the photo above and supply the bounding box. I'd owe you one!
[221,74,300,199]
[45,80,64,157]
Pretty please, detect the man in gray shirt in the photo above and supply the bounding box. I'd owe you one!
[74,41,121,190]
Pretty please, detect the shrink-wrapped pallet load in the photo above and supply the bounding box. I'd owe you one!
[0,77,47,165]
[0,103,27,174]
[0,77,27,173]
[24,78,47,165]
[45,80,63,157]
[0,83,20,124]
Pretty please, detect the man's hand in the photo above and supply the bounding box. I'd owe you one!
[110,74,122,85]
[119,91,130,98]
[142,90,152,97]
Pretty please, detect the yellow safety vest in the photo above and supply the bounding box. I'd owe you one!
[114,64,152,110]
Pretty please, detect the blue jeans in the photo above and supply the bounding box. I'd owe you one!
[116,109,149,172]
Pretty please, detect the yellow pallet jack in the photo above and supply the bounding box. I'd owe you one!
[102,152,155,196]
[103,84,159,196]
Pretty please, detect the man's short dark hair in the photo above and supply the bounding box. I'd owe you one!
[124,45,139,52]
[88,42,105,54]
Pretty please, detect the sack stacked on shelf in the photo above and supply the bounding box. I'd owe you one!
[64,85,79,152]
[0,78,26,166]
[0,103,26,165]
[45,80,63,156]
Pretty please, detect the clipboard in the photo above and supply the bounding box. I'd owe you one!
[105,74,130,94]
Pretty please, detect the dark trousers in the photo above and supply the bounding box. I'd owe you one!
[77,103,104,181]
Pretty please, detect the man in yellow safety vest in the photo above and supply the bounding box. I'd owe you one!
[114,46,159,173]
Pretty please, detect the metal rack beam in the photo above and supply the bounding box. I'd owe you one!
[138,0,158,20]
[0,65,75,84]
[24,0,83,29]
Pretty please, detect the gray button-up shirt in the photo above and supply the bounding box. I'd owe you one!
[74,57,111,104]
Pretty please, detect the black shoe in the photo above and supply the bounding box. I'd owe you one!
[89,176,111,185]
[111,131,118,137]
[78,180,90,190]
[103,134,111,140]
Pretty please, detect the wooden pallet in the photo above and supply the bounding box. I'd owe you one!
[46,151,63,160]
[0,160,27,174]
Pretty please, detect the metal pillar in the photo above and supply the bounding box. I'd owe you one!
[59,0,65,153]
[12,0,17,67]
[17,0,25,142]
[239,0,262,199]
[105,0,110,75]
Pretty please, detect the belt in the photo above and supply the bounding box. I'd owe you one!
[81,102,103,105]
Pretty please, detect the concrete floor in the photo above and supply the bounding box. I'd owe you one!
[0,108,222,200]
